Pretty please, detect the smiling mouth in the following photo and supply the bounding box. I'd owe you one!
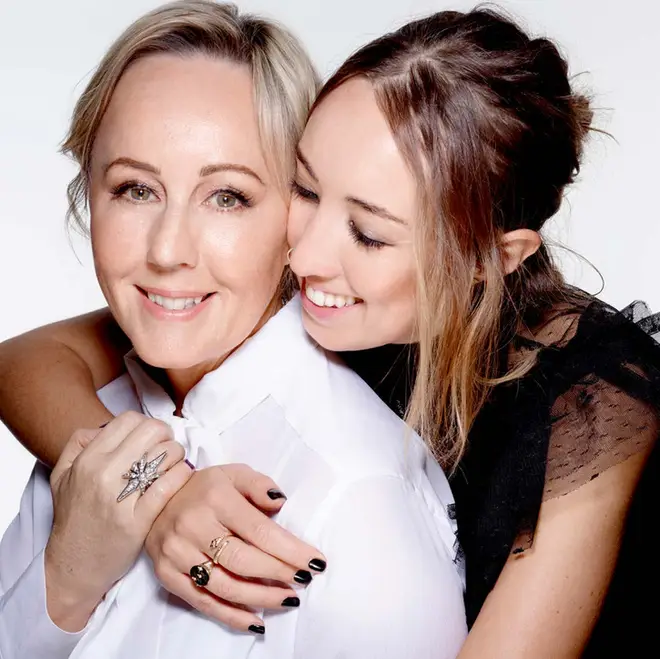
[304,284,363,309]
[138,287,214,311]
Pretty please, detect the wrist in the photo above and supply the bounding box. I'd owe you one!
[44,546,104,632]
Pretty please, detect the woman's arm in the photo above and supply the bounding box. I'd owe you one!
[0,413,191,658]
[0,308,130,466]
[459,448,650,659]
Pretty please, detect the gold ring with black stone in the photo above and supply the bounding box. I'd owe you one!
[190,560,214,587]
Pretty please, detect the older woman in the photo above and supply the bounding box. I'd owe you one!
[0,2,466,658]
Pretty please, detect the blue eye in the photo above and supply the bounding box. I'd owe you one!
[348,219,387,250]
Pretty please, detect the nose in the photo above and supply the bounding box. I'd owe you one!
[147,204,198,271]
[289,204,342,281]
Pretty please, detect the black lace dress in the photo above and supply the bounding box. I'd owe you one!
[341,297,660,656]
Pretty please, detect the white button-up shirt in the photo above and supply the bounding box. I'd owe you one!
[0,296,467,658]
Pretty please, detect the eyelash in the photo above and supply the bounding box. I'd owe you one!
[348,219,386,250]
[291,180,319,203]
[292,179,387,250]
[111,180,153,201]
[110,181,253,210]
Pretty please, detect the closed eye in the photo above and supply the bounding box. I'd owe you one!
[291,180,319,203]
[348,219,387,250]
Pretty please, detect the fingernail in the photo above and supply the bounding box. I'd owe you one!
[184,459,195,470]
[308,558,326,573]
[281,596,300,607]
[99,421,110,429]
[267,488,286,500]
[293,570,312,585]
[248,624,265,635]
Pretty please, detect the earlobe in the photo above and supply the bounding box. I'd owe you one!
[500,229,541,275]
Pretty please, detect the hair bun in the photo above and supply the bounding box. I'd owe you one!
[569,92,594,145]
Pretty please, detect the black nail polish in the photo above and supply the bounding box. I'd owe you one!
[184,459,196,470]
[308,558,326,573]
[248,624,265,635]
[281,596,300,608]
[99,421,110,429]
[267,488,286,500]
[293,570,312,585]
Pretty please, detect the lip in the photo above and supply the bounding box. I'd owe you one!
[137,286,215,321]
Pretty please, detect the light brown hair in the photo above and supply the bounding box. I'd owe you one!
[314,9,593,469]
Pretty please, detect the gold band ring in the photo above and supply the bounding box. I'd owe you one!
[210,534,235,565]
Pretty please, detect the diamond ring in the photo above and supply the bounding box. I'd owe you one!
[116,451,167,503]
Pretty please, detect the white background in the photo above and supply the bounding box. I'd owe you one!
[1,0,658,535]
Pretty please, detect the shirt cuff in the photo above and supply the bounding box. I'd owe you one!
[0,548,89,659]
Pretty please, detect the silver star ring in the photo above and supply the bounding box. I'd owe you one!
[116,451,167,503]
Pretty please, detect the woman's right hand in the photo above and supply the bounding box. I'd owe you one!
[144,463,328,633]
[44,412,193,632]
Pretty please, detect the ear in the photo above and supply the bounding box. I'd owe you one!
[500,229,541,275]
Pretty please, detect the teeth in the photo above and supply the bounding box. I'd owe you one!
[147,292,206,310]
[305,285,358,309]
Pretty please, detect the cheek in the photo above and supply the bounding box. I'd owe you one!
[90,199,146,287]
[351,249,416,304]
[204,209,288,293]
[287,198,311,248]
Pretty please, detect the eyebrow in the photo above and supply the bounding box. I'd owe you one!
[297,147,407,226]
[104,158,264,185]
[104,157,160,176]
[346,196,407,225]
[199,163,264,185]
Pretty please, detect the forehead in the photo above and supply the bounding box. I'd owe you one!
[300,78,417,219]
[92,53,268,175]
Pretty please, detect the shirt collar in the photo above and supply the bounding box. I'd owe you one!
[124,295,318,433]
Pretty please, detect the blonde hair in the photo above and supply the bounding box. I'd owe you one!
[314,9,592,470]
[62,0,318,234]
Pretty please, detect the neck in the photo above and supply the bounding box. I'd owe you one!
[151,294,284,414]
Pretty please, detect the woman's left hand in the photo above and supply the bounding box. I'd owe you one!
[45,412,193,631]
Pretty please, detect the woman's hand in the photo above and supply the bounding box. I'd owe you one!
[44,412,193,632]
[145,463,328,633]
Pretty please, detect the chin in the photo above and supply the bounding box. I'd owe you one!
[131,341,202,371]
[305,326,362,353]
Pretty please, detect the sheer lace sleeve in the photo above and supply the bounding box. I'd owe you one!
[509,300,660,554]
[543,301,660,499]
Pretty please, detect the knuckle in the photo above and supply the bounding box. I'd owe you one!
[171,509,194,536]
[118,410,143,425]
[70,428,88,445]
[212,575,235,602]
[167,441,185,461]
[143,418,172,440]
[223,543,247,574]
[208,483,230,509]
[246,470,266,491]
[220,463,247,479]
[251,520,273,548]
[151,559,169,584]
[159,534,181,561]
[195,594,219,618]
[115,513,136,537]
[98,467,118,492]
